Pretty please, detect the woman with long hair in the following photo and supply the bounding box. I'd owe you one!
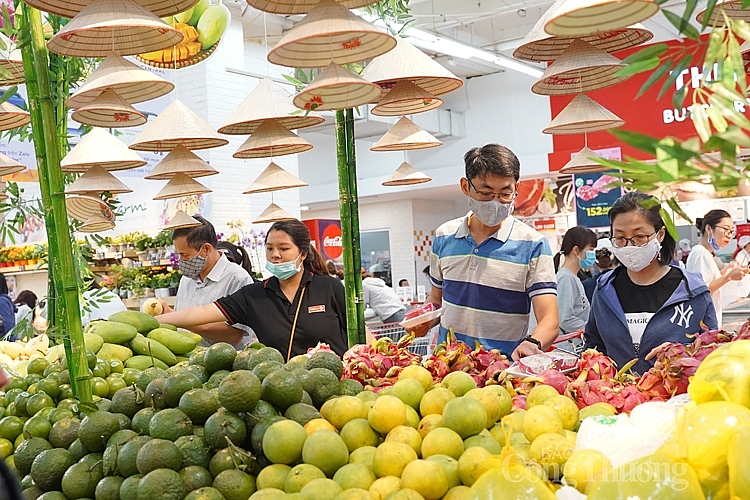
[156,220,348,358]
[553,226,597,334]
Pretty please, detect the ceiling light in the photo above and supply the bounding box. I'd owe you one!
[300,205,310,210]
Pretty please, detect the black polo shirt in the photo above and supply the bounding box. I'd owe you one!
[215,271,348,358]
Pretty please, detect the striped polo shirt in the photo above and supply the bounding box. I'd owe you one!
[429,213,557,355]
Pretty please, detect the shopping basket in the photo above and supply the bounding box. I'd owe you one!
[549,330,585,356]
[368,322,438,356]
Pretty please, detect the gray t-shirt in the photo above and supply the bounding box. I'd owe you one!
[556,267,591,333]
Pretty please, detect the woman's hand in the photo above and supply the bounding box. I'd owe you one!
[511,339,543,361]
[645,341,671,361]
[723,262,748,281]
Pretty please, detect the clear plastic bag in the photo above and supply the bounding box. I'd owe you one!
[728,424,750,500]
[688,341,750,409]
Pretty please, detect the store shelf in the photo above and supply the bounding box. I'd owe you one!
[92,250,139,261]
[90,259,173,273]
[1,265,48,276]
[123,296,176,310]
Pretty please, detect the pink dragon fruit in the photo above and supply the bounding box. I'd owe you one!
[577,349,618,380]
[524,369,570,395]
[512,395,527,411]
[342,335,420,387]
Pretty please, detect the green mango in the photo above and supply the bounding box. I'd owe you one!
[125,355,168,371]
[174,6,194,24]
[188,0,211,26]
[147,328,196,355]
[176,330,203,345]
[130,334,177,366]
[197,3,230,50]
[160,324,178,331]
[97,343,133,363]
[83,332,104,353]
[108,311,160,334]
[87,321,137,345]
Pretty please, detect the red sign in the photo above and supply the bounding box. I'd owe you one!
[534,219,556,231]
[303,219,343,262]
[322,224,343,259]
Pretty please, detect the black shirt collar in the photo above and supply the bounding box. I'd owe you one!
[264,270,314,292]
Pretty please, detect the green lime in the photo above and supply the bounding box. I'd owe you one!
[27,358,51,376]
[48,417,81,449]
[203,343,237,374]
[203,409,247,450]
[24,415,52,439]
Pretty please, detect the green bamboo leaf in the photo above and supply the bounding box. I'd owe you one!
[610,129,659,155]
[733,19,750,42]
[708,81,746,104]
[701,0,720,29]
[636,61,674,98]
[708,94,750,129]
[718,125,750,146]
[656,157,680,182]
[616,57,661,77]
[622,43,669,64]
[691,103,711,142]
[706,103,729,133]
[673,84,688,109]
[659,55,693,100]
[663,10,701,39]
[0,85,16,107]
[660,207,680,241]
[683,0,699,26]
[666,197,692,224]
[727,34,747,92]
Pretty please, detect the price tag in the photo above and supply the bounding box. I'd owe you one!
[114,252,123,259]
[96,252,105,260]
[151,259,161,267]
[133,261,142,268]
[17,265,25,271]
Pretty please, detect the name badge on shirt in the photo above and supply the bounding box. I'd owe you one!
[308,305,326,314]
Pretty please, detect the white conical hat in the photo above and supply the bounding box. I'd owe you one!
[253,203,296,223]
[543,93,624,134]
[544,0,659,37]
[233,120,313,159]
[0,151,26,177]
[0,33,25,86]
[164,210,201,230]
[67,53,174,109]
[243,162,308,194]
[25,0,199,19]
[372,80,443,117]
[66,165,133,194]
[267,0,396,69]
[153,173,211,200]
[293,63,382,112]
[247,0,378,15]
[62,128,147,172]
[66,194,115,223]
[560,146,608,173]
[0,101,30,132]
[144,145,218,180]
[47,0,184,58]
[70,88,147,128]
[79,212,115,233]
[382,162,432,186]
[129,99,229,151]
[370,116,443,152]
[218,78,325,135]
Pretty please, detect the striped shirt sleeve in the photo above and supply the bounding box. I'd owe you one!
[525,237,557,298]
[429,232,444,289]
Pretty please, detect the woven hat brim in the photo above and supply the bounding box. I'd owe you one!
[153,177,211,200]
[0,105,30,132]
[544,117,624,134]
[253,203,296,223]
[66,194,115,222]
[130,137,229,152]
[543,93,625,134]
[144,146,218,180]
[234,142,313,159]
[382,162,432,186]
[560,147,609,173]
[66,167,133,194]
[62,159,146,172]
[532,65,629,95]
[0,60,25,86]
[62,128,148,172]
[164,210,202,230]
[25,0,200,19]
[696,1,750,25]
[247,0,378,15]
[372,95,443,116]
[79,214,116,233]
[220,115,325,135]
[71,104,147,128]
[544,0,660,37]
[371,116,443,152]
[514,26,653,62]
[294,81,383,111]
[0,151,26,177]
[243,161,308,194]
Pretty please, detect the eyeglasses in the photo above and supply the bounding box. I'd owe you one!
[715,225,736,237]
[467,179,515,203]
[610,232,657,248]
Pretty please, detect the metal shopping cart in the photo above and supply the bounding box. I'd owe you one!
[368,322,439,356]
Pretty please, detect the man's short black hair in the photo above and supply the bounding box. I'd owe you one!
[171,215,218,250]
[463,144,520,182]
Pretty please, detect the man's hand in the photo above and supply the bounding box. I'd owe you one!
[409,318,439,338]
[645,341,670,361]
[511,339,543,361]
[158,299,174,314]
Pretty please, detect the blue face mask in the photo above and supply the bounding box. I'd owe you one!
[579,250,596,269]
[265,255,302,280]
[708,229,721,252]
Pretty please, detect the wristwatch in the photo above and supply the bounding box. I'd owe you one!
[522,336,542,350]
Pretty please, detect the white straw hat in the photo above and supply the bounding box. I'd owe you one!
[67,53,174,109]
[0,101,30,132]
[247,0,378,15]
[144,145,218,180]
[382,162,432,186]
[243,162,308,194]
[62,127,147,172]
[697,0,750,25]
[544,0,659,37]
[267,0,396,69]
[153,173,211,200]
[70,88,147,128]
[293,63,382,112]
[25,0,199,19]
[129,99,229,151]
[218,78,324,135]
[543,93,624,134]
[79,212,116,233]
[0,151,26,177]
[0,33,25,86]
[66,194,116,223]
[66,165,133,194]
[253,203,296,223]
[233,120,313,159]
[47,0,184,58]
[370,116,442,152]
[560,146,609,173]
[531,38,629,95]
[164,210,202,230]
[371,80,443,117]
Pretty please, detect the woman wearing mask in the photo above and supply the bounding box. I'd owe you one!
[553,226,597,334]
[686,210,747,327]
[14,290,36,325]
[584,192,717,375]
[157,220,348,359]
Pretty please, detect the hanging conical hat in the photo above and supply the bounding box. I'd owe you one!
[47,0,184,58]
[67,54,174,109]
[153,173,211,200]
[543,93,624,134]
[144,145,218,180]
[0,151,26,177]
[371,80,443,117]
[79,212,115,233]
[233,120,313,159]
[543,0,659,37]
[267,0,396,69]
[696,0,750,25]
[382,162,432,186]
[531,38,629,95]
[164,210,201,230]
[218,78,324,135]
[0,192,7,201]
[253,203,296,223]
[0,33,25,86]
[129,99,229,151]
[560,146,608,173]
[362,36,463,98]
[66,165,133,194]
[70,88,147,128]
[243,162,308,194]
[66,194,116,223]
[0,101,30,132]
[247,0,378,15]
[293,63,382,112]
[62,128,147,172]
[370,116,442,152]
[25,0,199,19]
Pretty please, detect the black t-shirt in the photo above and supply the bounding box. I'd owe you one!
[613,267,683,314]
[215,271,348,359]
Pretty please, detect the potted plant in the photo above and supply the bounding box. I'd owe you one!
[154,230,172,259]
[153,273,171,298]
[168,269,181,296]
[136,236,154,262]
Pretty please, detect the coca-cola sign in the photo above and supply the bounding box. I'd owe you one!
[322,224,343,259]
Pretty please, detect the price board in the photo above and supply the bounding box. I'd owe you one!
[574,172,622,229]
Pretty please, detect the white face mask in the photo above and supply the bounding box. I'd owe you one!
[612,238,661,272]
[468,197,513,227]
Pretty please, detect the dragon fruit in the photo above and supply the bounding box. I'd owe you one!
[343,335,420,387]
[512,395,527,411]
[577,349,618,380]
[524,369,570,395]
[422,333,510,387]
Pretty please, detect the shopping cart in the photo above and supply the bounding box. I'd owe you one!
[368,322,439,356]
[549,330,586,356]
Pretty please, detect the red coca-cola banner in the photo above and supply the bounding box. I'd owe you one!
[303,219,343,262]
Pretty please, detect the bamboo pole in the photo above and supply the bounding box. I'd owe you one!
[18,5,91,402]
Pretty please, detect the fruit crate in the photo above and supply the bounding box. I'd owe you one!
[368,322,438,356]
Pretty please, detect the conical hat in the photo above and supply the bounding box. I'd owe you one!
[370,116,443,152]
[66,165,133,194]
[544,0,659,37]
[25,0,199,19]
[382,162,432,186]
[67,54,174,109]
[267,0,396,69]
[0,151,26,177]
[144,145,218,180]
[47,0,184,58]
[129,99,229,151]
[697,0,750,25]
[218,78,324,135]
[243,162,308,194]
[70,88,147,128]
[560,146,608,173]
[293,63,382,112]
[66,194,115,223]
[0,192,7,201]
[0,101,30,132]
[247,0,378,15]
[362,36,463,98]
[253,203,296,223]
[164,210,201,230]
[543,93,624,134]
[234,120,312,159]
[62,128,147,172]
[153,173,211,200]
[79,212,115,233]
[0,33,25,86]
[531,38,628,95]
[371,80,443,117]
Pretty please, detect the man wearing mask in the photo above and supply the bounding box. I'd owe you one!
[161,216,254,347]
[413,144,559,360]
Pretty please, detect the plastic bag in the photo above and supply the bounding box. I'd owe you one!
[467,465,557,500]
[728,424,750,500]
[688,341,750,409]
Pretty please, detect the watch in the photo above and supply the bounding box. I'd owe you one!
[523,336,542,350]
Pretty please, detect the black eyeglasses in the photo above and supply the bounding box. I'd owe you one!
[610,232,657,248]
[467,179,516,203]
